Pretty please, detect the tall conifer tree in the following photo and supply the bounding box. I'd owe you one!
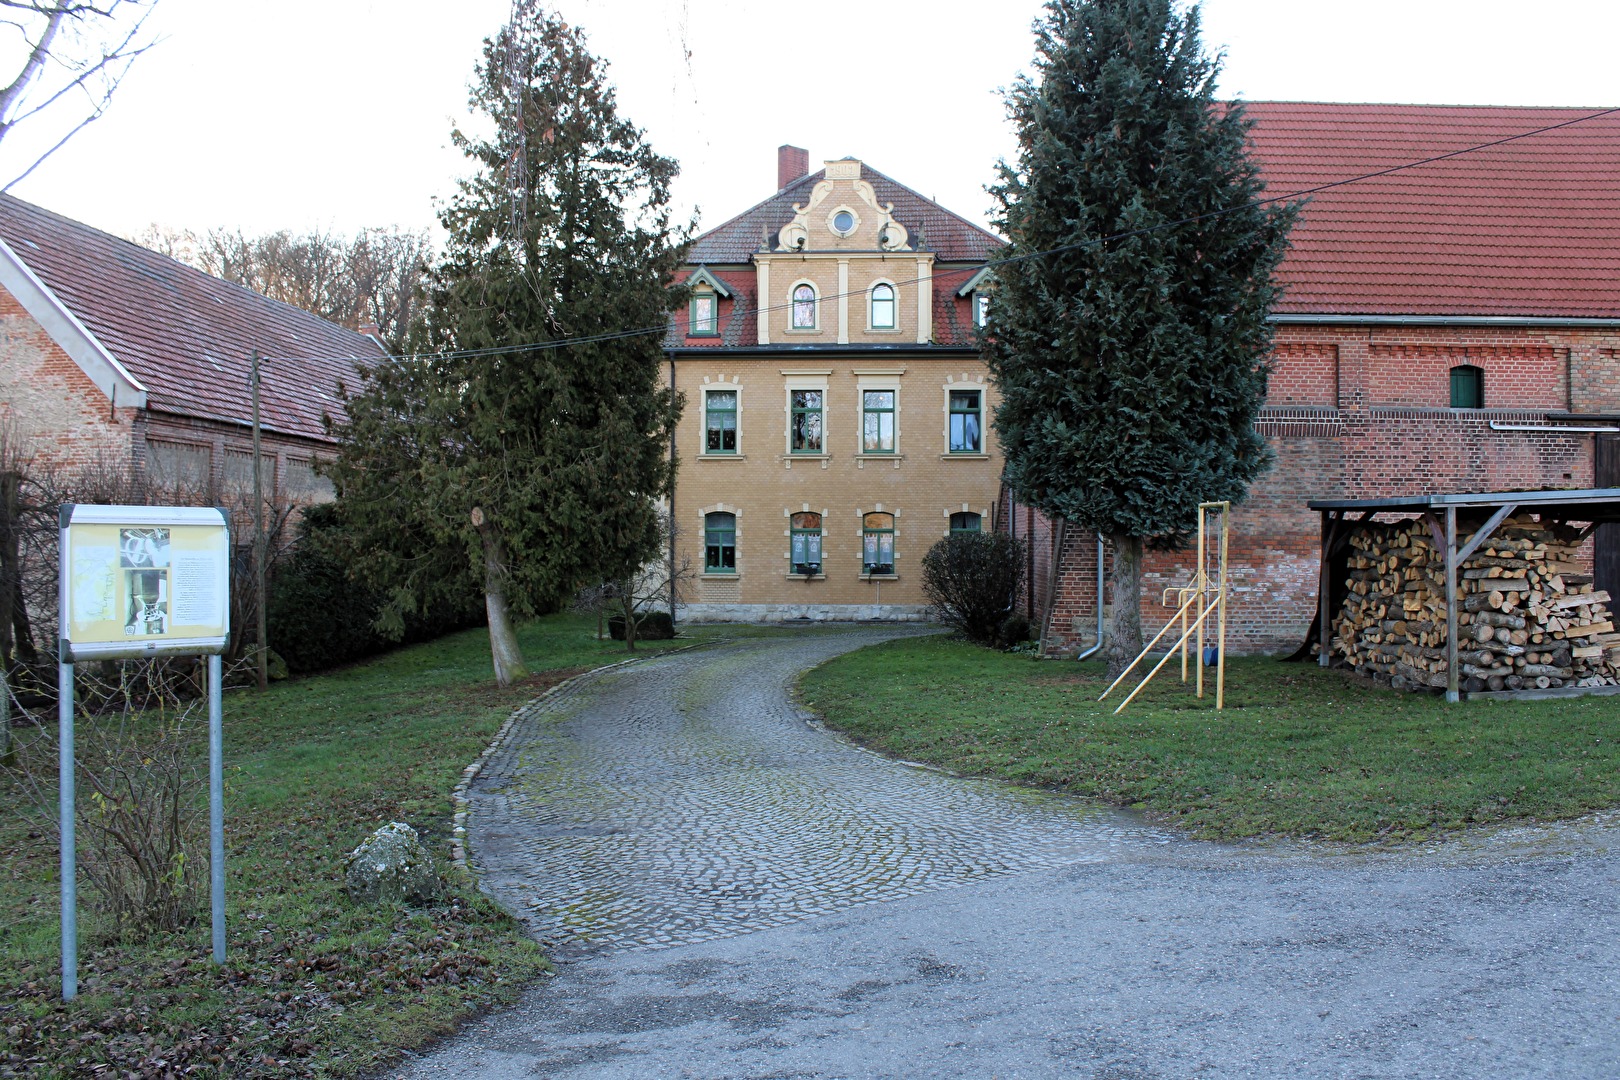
[329,4,685,685]
[986,0,1295,675]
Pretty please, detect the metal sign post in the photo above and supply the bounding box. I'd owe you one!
[209,653,225,963]
[57,504,231,1001]
[57,658,75,1000]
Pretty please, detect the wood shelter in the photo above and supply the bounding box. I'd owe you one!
[1306,488,1620,701]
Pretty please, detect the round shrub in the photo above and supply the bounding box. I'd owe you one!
[920,531,1026,647]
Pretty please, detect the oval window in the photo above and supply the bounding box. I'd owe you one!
[833,210,855,234]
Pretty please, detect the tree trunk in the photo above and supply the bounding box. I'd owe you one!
[480,526,529,686]
[0,471,18,676]
[1106,533,1144,681]
[1,664,11,770]
[621,582,637,652]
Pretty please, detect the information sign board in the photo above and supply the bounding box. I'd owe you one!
[58,504,230,662]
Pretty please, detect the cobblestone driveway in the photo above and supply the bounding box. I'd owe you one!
[398,626,1620,1079]
[470,626,1172,954]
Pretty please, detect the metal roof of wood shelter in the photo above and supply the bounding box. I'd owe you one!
[1308,488,1620,519]
[1305,487,1620,702]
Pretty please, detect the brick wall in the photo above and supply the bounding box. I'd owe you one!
[674,355,1000,619]
[1035,323,1620,655]
[1367,343,1564,409]
[1572,348,1620,413]
[1266,342,1337,406]
[0,286,138,471]
[0,284,336,506]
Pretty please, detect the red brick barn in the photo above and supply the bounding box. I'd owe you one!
[1026,103,1620,655]
[0,193,384,503]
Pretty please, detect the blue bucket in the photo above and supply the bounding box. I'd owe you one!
[1202,646,1220,667]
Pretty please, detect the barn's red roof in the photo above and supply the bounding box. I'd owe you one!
[0,193,382,442]
[1245,101,1620,319]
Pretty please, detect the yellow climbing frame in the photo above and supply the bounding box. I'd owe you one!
[1098,502,1230,715]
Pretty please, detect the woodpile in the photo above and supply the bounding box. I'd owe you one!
[1332,516,1618,693]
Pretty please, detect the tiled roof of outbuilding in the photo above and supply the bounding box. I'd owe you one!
[1244,101,1620,319]
[688,162,1004,265]
[0,193,382,442]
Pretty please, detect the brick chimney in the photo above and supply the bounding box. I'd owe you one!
[778,145,808,190]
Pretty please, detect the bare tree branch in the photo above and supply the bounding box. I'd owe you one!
[4,18,154,130]
[0,7,63,123]
[0,0,158,189]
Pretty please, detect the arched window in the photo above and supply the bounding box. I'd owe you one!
[870,283,896,329]
[704,512,736,572]
[950,512,981,533]
[790,512,823,575]
[1450,365,1484,409]
[791,284,817,329]
[862,512,896,575]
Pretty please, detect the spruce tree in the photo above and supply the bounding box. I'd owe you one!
[986,0,1295,676]
[328,3,685,685]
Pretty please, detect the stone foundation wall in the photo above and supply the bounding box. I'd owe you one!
[678,603,931,623]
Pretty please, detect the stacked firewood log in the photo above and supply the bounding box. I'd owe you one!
[1332,516,1618,693]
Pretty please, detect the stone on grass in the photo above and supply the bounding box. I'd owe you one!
[345,821,440,905]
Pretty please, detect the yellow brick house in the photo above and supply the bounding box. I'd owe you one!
[668,147,1005,621]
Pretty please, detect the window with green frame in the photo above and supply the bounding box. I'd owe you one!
[870,283,896,329]
[862,512,895,575]
[949,511,981,533]
[705,389,737,453]
[949,389,982,452]
[704,512,736,572]
[1450,365,1484,409]
[862,389,896,452]
[790,511,822,575]
[791,389,824,453]
[791,284,817,329]
[689,289,718,336]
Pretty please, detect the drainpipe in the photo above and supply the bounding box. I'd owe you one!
[1488,421,1620,434]
[668,352,678,627]
[1076,535,1105,660]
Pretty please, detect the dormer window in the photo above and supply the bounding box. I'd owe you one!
[956,266,994,330]
[870,283,896,330]
[682,266,731,335]
[690,289,718,336]
[791,284,818,329]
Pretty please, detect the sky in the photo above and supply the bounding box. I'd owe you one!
[7,0,1620,244]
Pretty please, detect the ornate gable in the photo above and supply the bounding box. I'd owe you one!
[773,159,912,253]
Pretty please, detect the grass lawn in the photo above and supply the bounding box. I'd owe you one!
[800,634,1620,843]
[0,614,706,1078]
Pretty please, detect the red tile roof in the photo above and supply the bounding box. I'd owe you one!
[1245,102,1620,318]
[688,162,1004,265]
[0,194,383,442]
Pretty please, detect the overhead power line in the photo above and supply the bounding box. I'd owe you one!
[261,105,1620,368]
